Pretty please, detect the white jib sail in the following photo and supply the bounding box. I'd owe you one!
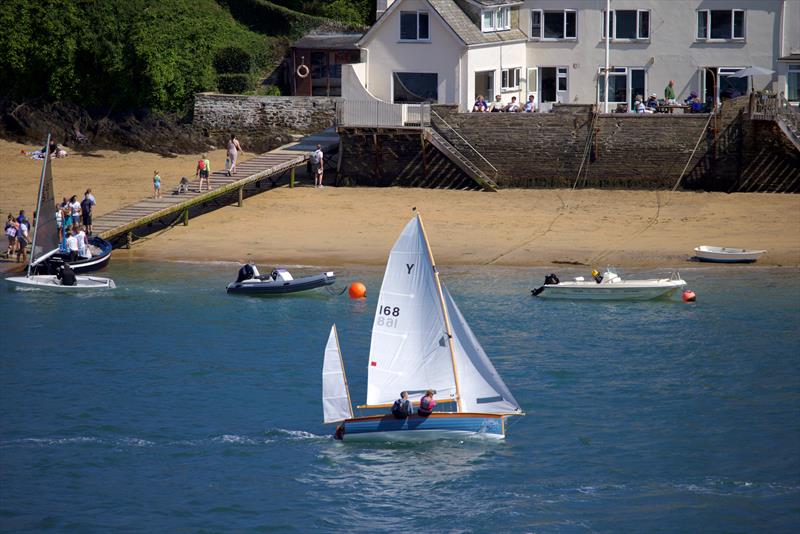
[366,215,457,406]
[443,286,522,414]
[322,325,353,423]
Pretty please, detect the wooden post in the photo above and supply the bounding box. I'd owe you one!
[126,231,132,249]
[238,186,243,207]
[421,132,428,182]
[183,209,188,226]
[290,166,295,188]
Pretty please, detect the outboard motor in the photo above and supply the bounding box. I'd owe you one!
[235,263,255,283]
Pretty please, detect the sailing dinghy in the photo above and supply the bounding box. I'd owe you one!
[322,214,523,441]
[6,135,116,291]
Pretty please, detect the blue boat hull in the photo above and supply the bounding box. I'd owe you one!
[337,413,506,441]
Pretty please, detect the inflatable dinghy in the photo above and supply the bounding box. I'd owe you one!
[226,265,335,295]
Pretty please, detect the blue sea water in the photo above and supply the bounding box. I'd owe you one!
[1,262,799,532]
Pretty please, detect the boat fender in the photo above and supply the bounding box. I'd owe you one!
[682,289,696,302]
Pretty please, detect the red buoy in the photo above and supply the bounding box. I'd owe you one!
[349,282,367,299]
[682,289,696,302]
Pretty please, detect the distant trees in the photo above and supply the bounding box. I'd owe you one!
[0,0,372,113]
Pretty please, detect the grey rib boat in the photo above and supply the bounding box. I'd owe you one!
[226,265,336,295]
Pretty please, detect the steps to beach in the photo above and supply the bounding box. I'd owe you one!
[424,128,499,192]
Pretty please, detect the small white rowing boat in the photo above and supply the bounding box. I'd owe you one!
[532,270,686,301]
[693,246,766,263]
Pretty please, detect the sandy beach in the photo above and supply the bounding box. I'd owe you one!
[2,139,799,268]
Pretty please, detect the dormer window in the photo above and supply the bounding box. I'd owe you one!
[482,6,511,33]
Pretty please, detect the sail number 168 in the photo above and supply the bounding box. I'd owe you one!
[379,306,400,317]
[377,306,400,327]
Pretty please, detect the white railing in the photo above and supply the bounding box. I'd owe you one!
[337,100,430,127]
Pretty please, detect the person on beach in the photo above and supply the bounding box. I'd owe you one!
[85,189,96,204]
[227,135,243,176]
[391,391,413,419]
[75,227,90,258]
[81,191,94,235]
[196,154,210,192]
[153,170,161,199]
[5,215,18,257]
[65,230,79,262]
[16,220,29,263]
[16,210,30,229]
[313,144,324,188]
[68,195,81,231]
[417,390,436,417]
[55,203,64,241]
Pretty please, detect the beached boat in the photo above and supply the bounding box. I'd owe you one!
[693,245,766,263]
[322,214,524,441]
[6,135,116,291]
[532,270,685,301]
[226,265,335,295]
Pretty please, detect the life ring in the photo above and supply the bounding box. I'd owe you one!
[296,64,309,78]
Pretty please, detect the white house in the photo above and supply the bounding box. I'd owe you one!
[344,0,800,111]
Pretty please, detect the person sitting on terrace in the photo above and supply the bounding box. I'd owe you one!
[633,96,646,114]
[472,95,488,112]
[685,92,705,113]
[646,93,659,112]
[523,94,536,112]
[487,95,504,112]
[504,96,520,113]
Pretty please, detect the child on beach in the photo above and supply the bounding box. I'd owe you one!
[196,155,210,192]
[153,170,161,199]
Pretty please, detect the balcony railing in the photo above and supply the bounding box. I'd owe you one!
[337,100,431,128]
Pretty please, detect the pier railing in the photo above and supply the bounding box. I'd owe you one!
[337,100,431,128]
[750,92,800,149]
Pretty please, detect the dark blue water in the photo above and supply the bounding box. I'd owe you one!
[2,262,799,532]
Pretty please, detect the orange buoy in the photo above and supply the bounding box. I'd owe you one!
[682,289,696,302]
[349,281,367,299]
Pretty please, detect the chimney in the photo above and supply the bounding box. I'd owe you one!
[376,0,396,18]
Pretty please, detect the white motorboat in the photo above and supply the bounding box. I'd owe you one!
[693,246,766,263]
[532,270,686,301]
[5,134,116,292]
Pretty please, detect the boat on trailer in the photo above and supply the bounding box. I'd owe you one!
[322,214,523,441]
[693,245,766,263]
[226,265,335,294]
[5,135,116,291]
[531,269,686,301]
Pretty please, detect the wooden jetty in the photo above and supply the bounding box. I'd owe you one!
[93,130,337,248]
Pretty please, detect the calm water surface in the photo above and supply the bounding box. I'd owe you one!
[1,262,799,532]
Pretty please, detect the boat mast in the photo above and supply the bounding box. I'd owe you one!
[332,324,354,419]
[416,213,464,413]
[27,134,51,278]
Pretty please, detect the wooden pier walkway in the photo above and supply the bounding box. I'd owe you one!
[93,130,338,247]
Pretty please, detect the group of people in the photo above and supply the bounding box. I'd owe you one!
[390,389,438,419]
[473,94,537,113]
[57,190,96,261]
[23,140,68,160]
[4,210,31,263]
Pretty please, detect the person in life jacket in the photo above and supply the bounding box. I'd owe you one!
[592,269,603,284]
[57,263,76,286]
[417,390,437,417]
[391,391,413,419]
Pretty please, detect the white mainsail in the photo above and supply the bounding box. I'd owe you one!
[322,325,353,423]
[366,215,457,406]
[443,287,522,414]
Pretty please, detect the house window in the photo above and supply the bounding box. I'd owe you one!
[603,10,650,40]
[598,67,647,108]
[393,72,438,103]
[697,10,745,40]
[482,6,511,32]
[557,67,568,92]
[531,9,576,40]
[789,65,800,102]
[501,68,520,90]
[400,11,430,41]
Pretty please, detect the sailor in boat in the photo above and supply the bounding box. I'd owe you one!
[56,263,77,286]
[236,263,257,283]
[592,269,603,284]
[391,391,414,419]
[417,390,437,417]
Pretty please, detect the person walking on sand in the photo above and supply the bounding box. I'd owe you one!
[5,215,18,258]
[227,135,243,176]
[153,170,161,199]
[196,154,211,192]
[313,144,324,188]
[16,220,29,264]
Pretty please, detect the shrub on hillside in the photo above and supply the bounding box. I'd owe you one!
[217,73,255,94]
[213,46,253,74]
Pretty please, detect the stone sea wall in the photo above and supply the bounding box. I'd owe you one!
[193,93,339,135]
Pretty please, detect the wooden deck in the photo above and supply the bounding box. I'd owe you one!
[92,130,338,247]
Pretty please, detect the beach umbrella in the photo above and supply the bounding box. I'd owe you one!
[729,66,775,92]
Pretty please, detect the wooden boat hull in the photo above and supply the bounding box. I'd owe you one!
[6,274,116,291]
[227,272,335,295]
[34,237,113,275]
[337,413,506,441]
[693,246,765,263]
[532,280,685,301]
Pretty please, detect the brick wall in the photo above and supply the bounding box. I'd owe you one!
[193,93,339,135]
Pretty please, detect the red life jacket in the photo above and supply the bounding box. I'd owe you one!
[419,396,436,414]
[198,160,206,171]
